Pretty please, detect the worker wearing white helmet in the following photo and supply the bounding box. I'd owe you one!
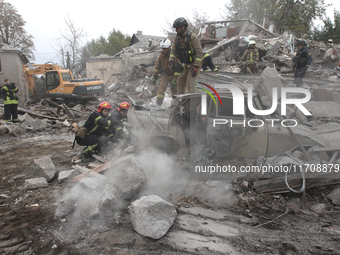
[151,38,181,106]
[240,40,259,74]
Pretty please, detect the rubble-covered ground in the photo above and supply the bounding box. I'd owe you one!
[2,64,340,254]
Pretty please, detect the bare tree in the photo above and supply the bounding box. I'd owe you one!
[53,16,86,76]
[0,0,35,61]
[162,10,210,36]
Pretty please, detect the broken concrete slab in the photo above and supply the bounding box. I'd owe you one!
[79,177,102,191]
[259,67,283,98]
[108,158,145,200]
[165,231,238,254]
[129,195,177,239]
[58,170,75,183]
[326,187,340,206]
[310,203,327,214]
[99,184,116,212]
[0,125,9,135]
[25,177,48,189]
[176,214,239,238]
[304,101,340,118]
[55,198,76,218]
[122,146,134,156]
[8,125,26,137]
[313,88,333,101]
[29,157,56,182]
[309,147,330,162]
[18,113,34,124]
[332,92,340,104]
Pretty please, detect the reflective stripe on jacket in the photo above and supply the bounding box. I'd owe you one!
[170,30,203,68]
[241,48,259,63]
[1,85,18,105]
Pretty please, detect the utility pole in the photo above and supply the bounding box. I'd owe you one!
[66,51,70,70]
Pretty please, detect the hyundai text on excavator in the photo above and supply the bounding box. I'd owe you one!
[23,63,105,106]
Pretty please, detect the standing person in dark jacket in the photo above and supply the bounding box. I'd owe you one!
[75,101,111,160]
[1,79,19,123]
[293,40,313,87]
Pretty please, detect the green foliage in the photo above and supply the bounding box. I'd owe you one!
[312,10,340,43]
[79,29,130,77]
[0,0,35,60]
[224,0,328,37]
[82,29,131,58]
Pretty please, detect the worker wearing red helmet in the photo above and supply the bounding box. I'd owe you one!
[105,102,130,143]
[75,101,111,161]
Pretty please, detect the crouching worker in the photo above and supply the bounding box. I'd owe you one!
[75,101,111,161]
[105,102,130,143]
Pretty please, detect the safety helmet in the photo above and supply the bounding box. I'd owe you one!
[296,40,307,46]
[248,41,256,47]
[328,39,333,43]
[97,101,112,113]
[160,39,171,48]
[173,17,189,28]
[118,102,130,111]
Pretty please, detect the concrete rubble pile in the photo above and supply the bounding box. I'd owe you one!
[53,154,178,239]
[201,18,340,80]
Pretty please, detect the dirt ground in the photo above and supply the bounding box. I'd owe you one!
[1,131,340,255]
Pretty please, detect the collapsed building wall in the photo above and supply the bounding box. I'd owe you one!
[86,51,158,88]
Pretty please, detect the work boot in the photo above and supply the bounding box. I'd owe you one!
[156,97,163,106]
[213,68,218,72]
[170,84,177,97]
[78,149,93,163]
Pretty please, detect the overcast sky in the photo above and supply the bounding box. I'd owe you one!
[7,0,340,64]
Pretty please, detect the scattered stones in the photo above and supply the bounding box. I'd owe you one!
[58,170,75,183]
[25,177,48,189]
[29,157,56,182]
[326,188,340,206]
[311,203,327,214]
[109,158,145,200]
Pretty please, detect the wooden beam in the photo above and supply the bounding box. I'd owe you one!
[73,154,134,182]
[205,36,240,54]
[248,20,276,37]
[72,165,108,181]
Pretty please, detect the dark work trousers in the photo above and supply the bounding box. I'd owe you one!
[4,104,18,123]
[202,55,216,71]
[294,67,306,87]
[75,134,106,158]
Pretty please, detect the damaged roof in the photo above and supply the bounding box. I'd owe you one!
[129,31,165,49]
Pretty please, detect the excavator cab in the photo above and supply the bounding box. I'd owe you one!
[46,71,60,91]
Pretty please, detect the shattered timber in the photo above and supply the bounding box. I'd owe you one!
[2,17,340,255]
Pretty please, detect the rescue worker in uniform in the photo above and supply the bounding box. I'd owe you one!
[169,17,203,94]
[105,102,130,143]
[293,40,313,87]
[1,79,19,123]
[202,52,218,72]
[240,41,259,74]
[152,39,180,106]
[75,101,111,160]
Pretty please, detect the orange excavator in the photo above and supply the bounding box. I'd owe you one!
[23,63,105,106]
